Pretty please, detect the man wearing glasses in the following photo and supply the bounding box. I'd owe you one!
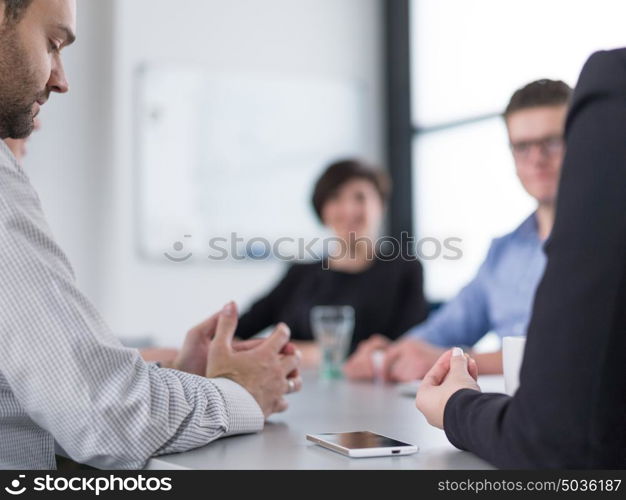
[345,79,571,382]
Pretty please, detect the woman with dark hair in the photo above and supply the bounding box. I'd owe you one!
[235,159,428,367]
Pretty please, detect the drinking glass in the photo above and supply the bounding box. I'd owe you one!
[310,305,355,379]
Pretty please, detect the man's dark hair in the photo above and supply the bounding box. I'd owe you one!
[504,79,572,119]
[312,159,391,222]
[1,0,34,25]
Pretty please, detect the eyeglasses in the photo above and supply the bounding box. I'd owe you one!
[509,135,564,160]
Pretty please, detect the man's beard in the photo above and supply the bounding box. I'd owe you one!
[0,24,45,139]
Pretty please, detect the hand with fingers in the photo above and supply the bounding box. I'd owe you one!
[415,347,481,429]
[205,302,303,418]
[381,338,446,383]
[171,312,222,376]
[172,306,299,376]
[343,334,391,380]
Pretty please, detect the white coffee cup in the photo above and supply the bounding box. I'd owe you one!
[502,336,526,396]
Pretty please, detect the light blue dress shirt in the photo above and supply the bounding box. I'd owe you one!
[406,214,546,347]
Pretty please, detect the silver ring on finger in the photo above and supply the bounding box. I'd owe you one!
[287,378,296,394]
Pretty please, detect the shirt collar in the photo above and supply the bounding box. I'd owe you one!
[516,212,541,242]
[0,139,21,173]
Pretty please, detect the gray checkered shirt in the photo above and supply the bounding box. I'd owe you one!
[0,141,264,470]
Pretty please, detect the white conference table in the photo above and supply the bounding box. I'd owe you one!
[146,372,504,470]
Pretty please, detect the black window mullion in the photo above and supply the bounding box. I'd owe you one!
[385,0,414,240]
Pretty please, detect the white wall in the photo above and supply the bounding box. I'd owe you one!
[102,0,385,346]
[25,0,113,305]
[26,0,385,347]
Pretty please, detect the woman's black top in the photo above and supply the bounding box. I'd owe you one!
[235,257,428,354]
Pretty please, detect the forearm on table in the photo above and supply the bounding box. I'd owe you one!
[81,365,263,469]
[151,368,264,454]
[444,388,511,459]
[10,333,263,468]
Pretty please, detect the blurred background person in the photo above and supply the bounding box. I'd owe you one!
[344,79,572,382]
[235,159,429,366]
[36,0,620,383]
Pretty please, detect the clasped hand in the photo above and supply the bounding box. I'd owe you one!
[172,302,302,418]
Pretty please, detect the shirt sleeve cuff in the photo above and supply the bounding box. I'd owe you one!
[210,377,265,436]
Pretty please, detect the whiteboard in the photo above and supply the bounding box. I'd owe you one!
[135,65,369,263]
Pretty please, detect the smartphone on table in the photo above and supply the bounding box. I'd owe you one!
[306,431,418,458]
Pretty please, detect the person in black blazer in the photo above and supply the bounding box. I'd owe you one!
[415,48,626,468]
